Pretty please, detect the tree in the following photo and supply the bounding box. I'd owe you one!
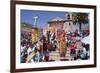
[72,13,89,32]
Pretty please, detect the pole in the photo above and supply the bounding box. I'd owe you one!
[33,16,38,27]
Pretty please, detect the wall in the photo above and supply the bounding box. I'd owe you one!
[0,0,100,73]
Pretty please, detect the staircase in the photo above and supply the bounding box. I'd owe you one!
[49,48,74,61]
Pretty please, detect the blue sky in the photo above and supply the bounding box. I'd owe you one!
[21,10,66,28]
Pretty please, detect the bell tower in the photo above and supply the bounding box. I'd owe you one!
[65,12,72,20]
[64,12,74,32]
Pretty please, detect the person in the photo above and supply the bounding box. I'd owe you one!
[84,44,90,59]
[47,31,51,43]
[44,49,50,61]
[34,50,42,62]
[59,40,66,57]
[21,43,25,54]
[80,46,87,60]
[35,41,43,62]
[27,46,32,55]
[70,42,76,57]
[27,45,33,62]
[47,42,52,51]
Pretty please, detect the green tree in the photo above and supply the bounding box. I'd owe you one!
[72,13,89,32]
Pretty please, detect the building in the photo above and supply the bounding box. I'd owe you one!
[48,12,89,33]
[48,13,76,33]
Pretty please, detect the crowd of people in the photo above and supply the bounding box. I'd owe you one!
[20,27,90,63]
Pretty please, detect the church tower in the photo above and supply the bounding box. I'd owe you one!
[64,12,75,33]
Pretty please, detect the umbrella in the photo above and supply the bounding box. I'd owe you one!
[82,36,90,44]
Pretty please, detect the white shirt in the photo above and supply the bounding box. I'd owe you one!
[21,46,25,53]
[27,47,32,55]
